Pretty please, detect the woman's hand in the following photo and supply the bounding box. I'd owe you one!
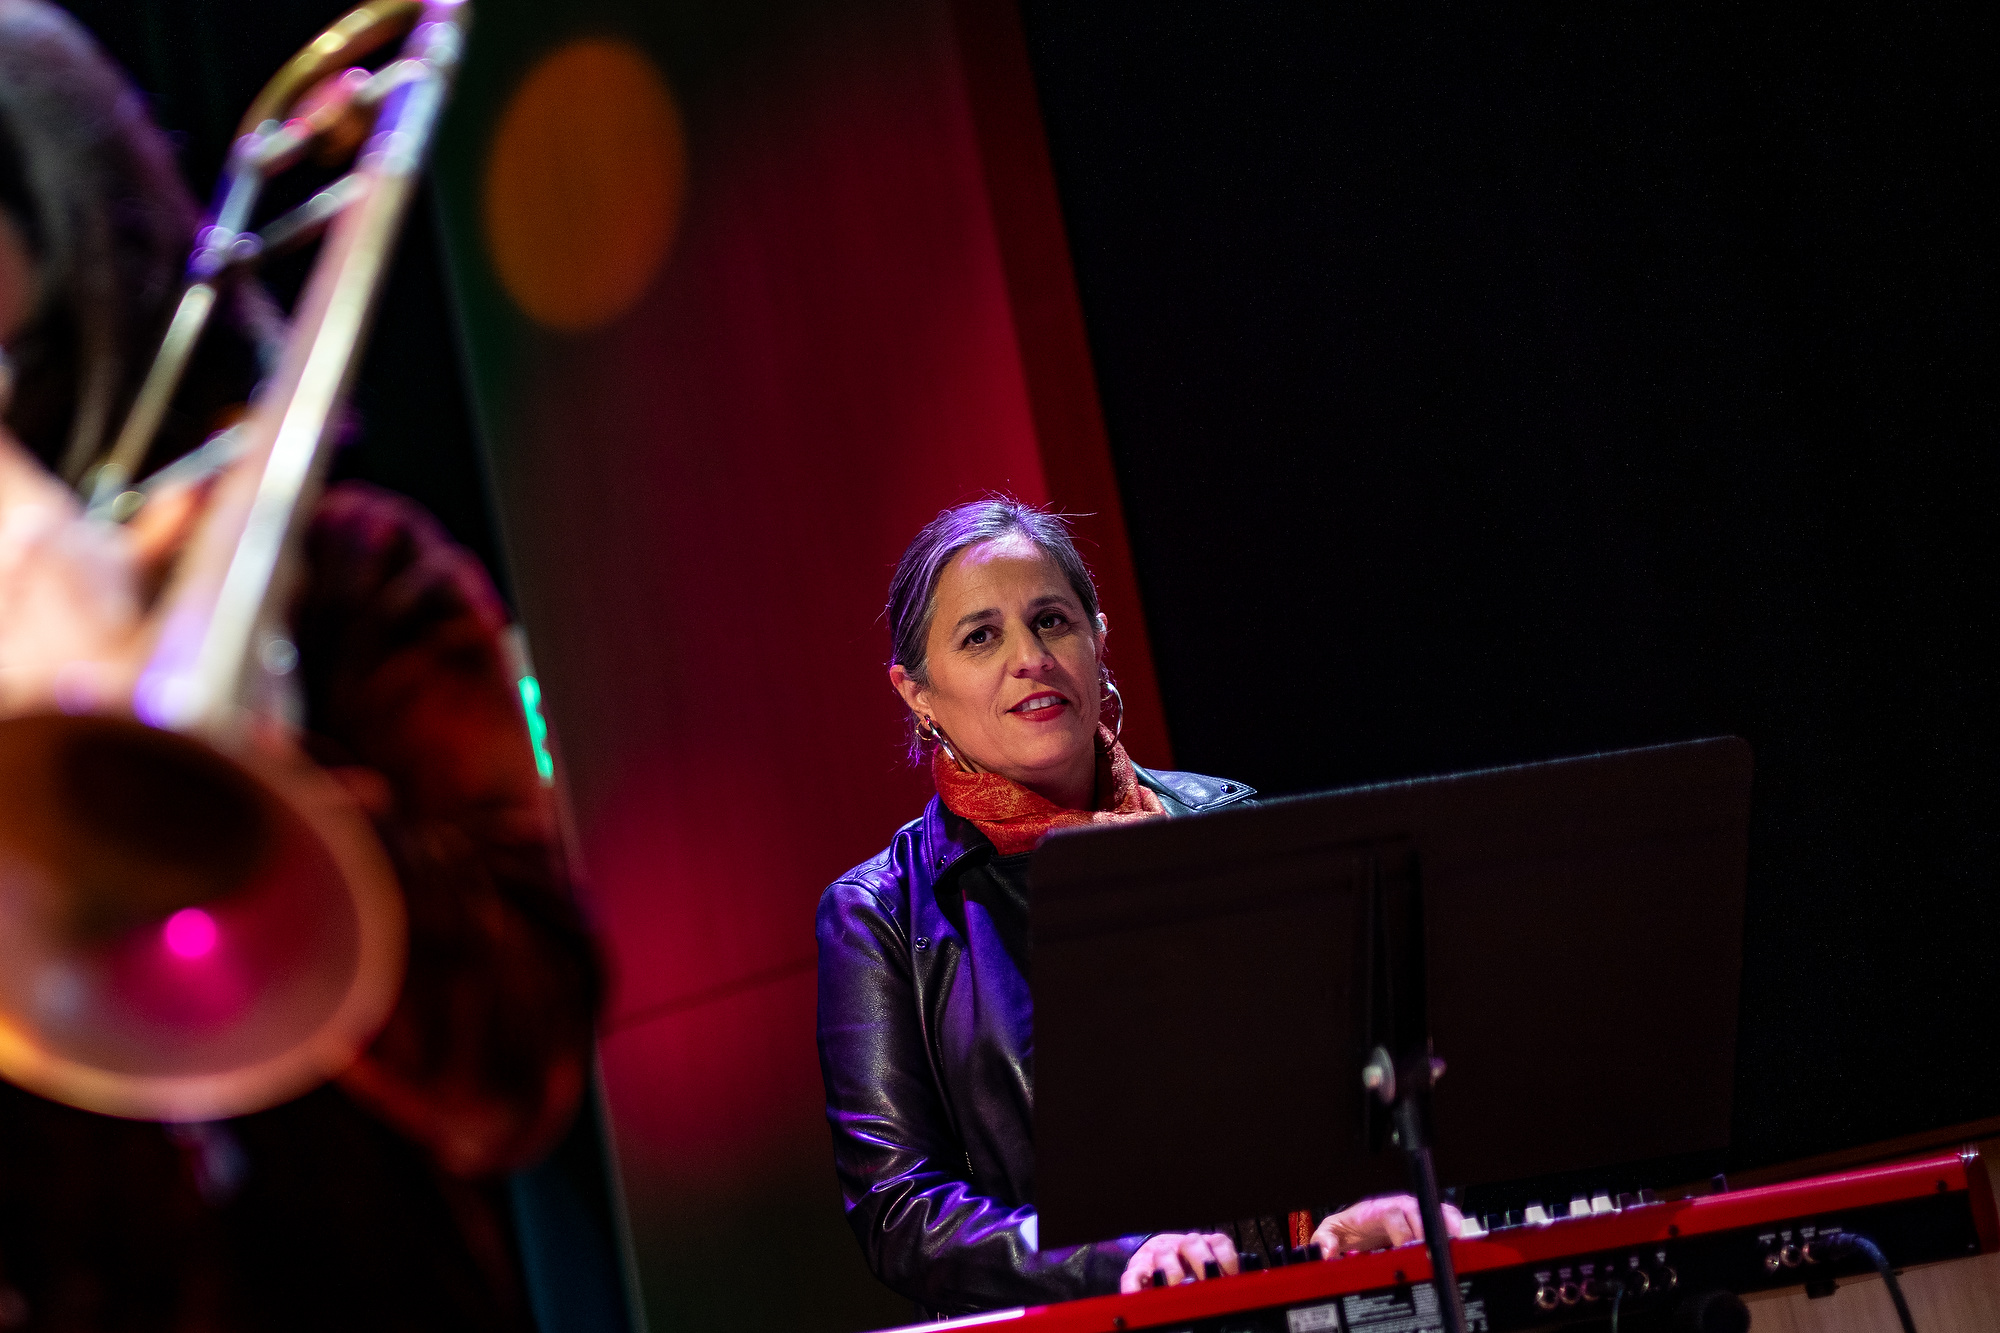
[0,428,213,713]
[0,431,140,710]
[1119,1231,1241,1292]
[1313,1195,1465,1256]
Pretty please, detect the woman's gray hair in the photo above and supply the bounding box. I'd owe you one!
[886,497,1103,761]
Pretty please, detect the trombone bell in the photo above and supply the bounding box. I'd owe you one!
[0,712,405,1121]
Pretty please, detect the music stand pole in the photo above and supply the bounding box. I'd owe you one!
[1365,1047,1468,1333]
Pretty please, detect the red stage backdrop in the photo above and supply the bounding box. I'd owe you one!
[432,1,1165,1328]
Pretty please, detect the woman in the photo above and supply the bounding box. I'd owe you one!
[0,5,599,1327]
[816,499,1458,1317]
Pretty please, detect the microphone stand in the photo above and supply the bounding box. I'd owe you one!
[1359,845,1467,1333]
[1364,1045,1467,1333]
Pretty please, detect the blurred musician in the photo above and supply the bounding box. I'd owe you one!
[816,499,1463,1318]
[0,4,599,1328]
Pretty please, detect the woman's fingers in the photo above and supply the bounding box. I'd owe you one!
[1176,1233,1219,1280]
[1121,1237,1168,1292]
[127,472,217,586]
[1122,1232,1241,1291]
[1313,1195,1465,1256]
[1120,1230,1253,1290]
[1380,1201,1418,1247]
[1389,1196,1467,1243]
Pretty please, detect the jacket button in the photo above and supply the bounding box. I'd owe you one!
[1220,783,1235,793]
[914,936,931,951]
[935,852,948,868]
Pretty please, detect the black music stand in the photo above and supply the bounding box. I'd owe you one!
[1029,737,1754,1333]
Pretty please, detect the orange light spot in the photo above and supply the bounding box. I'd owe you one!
[482,39,687,332]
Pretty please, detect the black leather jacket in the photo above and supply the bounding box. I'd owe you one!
[815,766,1255,1315]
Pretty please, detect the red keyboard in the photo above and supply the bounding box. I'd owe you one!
[883,1148,1998,1333]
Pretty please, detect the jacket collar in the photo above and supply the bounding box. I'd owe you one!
[920,796,990,883]
[1134,764,1256,814]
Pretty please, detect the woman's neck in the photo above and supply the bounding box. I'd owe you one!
[1013,751,1097,811]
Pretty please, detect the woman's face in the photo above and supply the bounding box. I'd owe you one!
[891,534,1104,808]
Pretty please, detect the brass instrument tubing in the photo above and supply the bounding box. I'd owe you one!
[138,11,461,734]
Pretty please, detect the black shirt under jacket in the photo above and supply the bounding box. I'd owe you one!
[815,765,1255,1316]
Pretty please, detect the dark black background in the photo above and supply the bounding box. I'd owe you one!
[1017,4,1996,1171]
[59,0,507,593]
[60,0,1996,1199]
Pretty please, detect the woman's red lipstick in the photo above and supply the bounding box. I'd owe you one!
[1008,690,1070,722]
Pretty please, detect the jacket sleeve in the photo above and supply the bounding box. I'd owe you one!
[816,878,1142,1315]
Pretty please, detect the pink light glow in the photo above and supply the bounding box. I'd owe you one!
[163,908,218,960]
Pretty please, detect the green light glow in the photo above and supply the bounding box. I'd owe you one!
[518,674,555,782]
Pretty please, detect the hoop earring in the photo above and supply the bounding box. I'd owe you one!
[1101,677,1125,741]
[917,715,965,770]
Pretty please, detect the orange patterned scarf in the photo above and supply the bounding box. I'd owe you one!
[932,724,1167,855]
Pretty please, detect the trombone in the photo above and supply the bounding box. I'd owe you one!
[0,0,468,1122]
